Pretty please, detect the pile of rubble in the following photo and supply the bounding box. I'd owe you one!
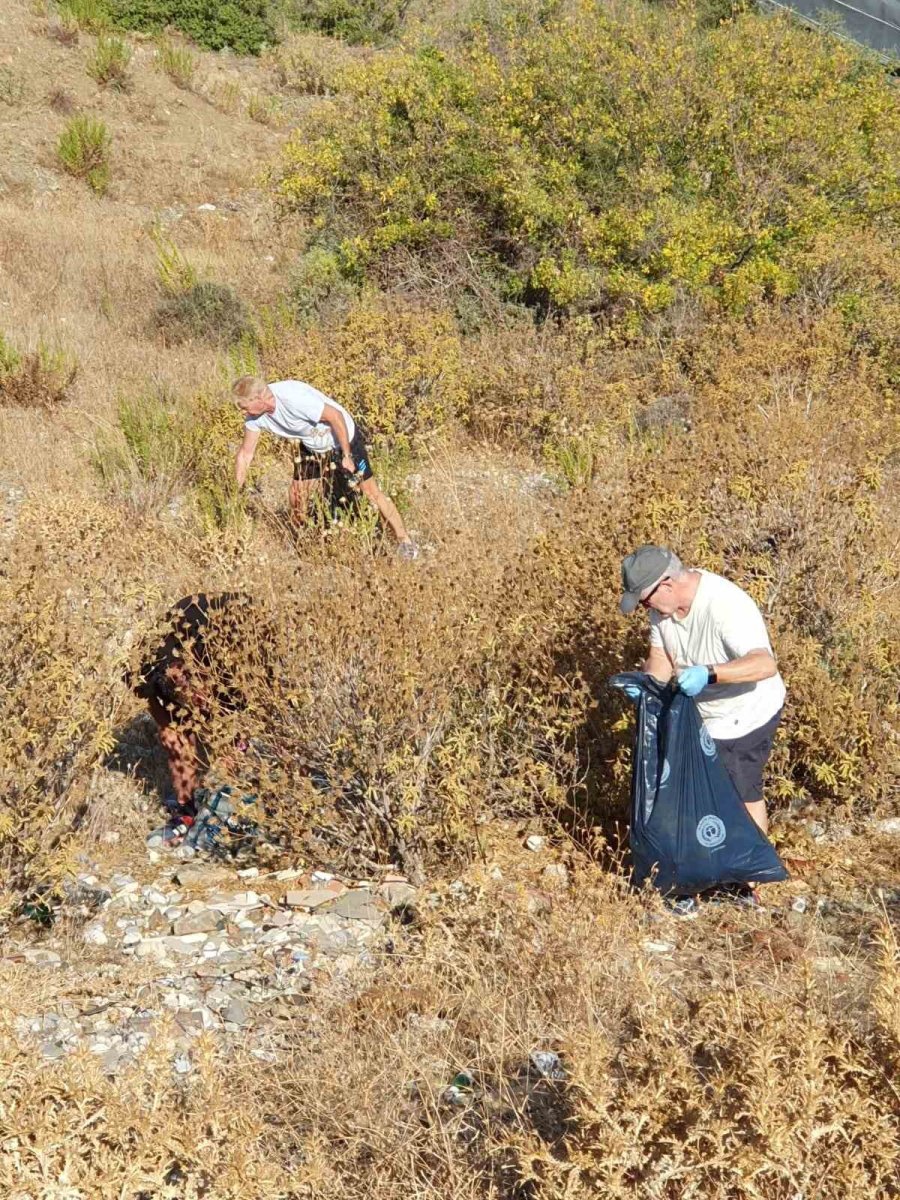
[8,860,416,1075]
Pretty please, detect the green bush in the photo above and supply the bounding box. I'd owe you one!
[155,280,251,346]
[0,337,78,411]
[57,0,111,32]
[86,33,132,88]
[57,114,111,194]
[108,0,277,54]
[275,4,900,319]
[154,35,198,87]
[283,0,410,45]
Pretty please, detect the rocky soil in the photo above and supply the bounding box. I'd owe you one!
[8,855,416,1077]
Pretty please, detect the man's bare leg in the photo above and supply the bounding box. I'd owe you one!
[745,799,767,835]
[148,697,200,810]
[359,478,413,546]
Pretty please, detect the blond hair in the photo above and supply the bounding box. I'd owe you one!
[231,375,267,405]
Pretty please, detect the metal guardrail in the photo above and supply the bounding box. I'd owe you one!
[761,0,900,58]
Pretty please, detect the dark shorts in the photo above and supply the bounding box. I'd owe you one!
[293,428,373,484]
[713,709,782,804]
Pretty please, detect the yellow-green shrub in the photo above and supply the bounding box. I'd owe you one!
[264,297,468,443]
[275,4,899,319]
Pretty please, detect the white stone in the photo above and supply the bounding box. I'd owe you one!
[642,940,675,954]
[525,835,545,852]
[259,928,290,946]
[83,923,108,946]
[197,203,217,212]
[135,938,169,960]
[876,817,900,835]
[166,934,208,957]
[22,948,62,968]
[237,867,259,879]
[163,991,199,1010]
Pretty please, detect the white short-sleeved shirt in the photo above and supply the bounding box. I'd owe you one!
[649,570,785,739]
[244,380,355,455]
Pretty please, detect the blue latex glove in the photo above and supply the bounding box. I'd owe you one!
[623,684,642,701]
[677,665,710,697]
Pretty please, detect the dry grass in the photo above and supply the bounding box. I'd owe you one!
[2,856,899,1198]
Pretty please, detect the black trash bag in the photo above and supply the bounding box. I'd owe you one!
[609,672,788,896]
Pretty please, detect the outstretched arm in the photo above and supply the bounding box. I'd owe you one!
[235,427,261,488]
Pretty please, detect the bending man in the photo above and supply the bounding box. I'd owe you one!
[619,545,785,834]
[232,376,417,558]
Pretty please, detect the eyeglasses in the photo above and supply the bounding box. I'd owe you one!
[640,577,666,607]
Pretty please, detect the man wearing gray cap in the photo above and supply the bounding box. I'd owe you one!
[619,545,785,836]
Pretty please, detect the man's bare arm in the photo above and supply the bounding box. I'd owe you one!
[320,403,353,462]
[643,644,674,683]
[711,648,777,685]
[235,427,261,488]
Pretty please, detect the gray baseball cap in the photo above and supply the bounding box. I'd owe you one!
[619,545,677,614]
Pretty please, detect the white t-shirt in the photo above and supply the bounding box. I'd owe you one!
[244,380,355,455]
[649,570,785,739]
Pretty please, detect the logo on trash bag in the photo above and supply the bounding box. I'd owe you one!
[696,815,726,849]
[699,726,717,758]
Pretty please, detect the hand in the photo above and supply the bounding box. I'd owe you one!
[623,684,642,701]
[677,665,710,697]
[340,454,356,476]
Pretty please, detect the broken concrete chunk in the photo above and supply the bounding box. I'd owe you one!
[173,864,231,887]
[165,933,209,957]
[22,948,62,968]
[283,888,337,910]
[223,997,250,1026]
[330,890,387,923]
[172,910,225,937]
[377,882,416,910]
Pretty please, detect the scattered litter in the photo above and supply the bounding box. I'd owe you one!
[443,1070,474,1105]
[525,835,545,852]
[529,1050,566,1080]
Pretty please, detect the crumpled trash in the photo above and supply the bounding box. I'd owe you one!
[184,786,259,852]
[442,1070,474,1105]
[147,786,260,854]
[529,1050,566,1081]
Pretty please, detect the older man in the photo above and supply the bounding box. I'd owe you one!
[619,545,785,835]
[231,376,418,558]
